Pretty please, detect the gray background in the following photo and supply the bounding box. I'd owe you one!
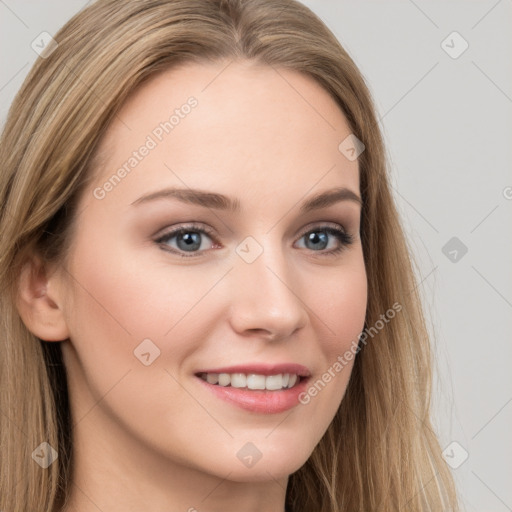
[1,1,511,510]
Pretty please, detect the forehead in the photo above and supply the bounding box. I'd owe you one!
[86,60,360,211]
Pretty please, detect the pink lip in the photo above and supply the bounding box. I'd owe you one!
[194,363,311,414]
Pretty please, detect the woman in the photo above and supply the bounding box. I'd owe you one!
[0,0,459,510]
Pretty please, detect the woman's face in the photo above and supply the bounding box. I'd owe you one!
[55,60,367,483]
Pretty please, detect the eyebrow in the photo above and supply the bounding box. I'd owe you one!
[130,186,362,213]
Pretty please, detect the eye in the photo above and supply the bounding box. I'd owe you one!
[155,223,218,257]
[294,224,355,256]
[155,222,355,258]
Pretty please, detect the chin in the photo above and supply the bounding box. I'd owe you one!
[212,459,306,483]
[201,443,313,483]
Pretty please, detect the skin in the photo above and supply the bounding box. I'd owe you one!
[17,60,367,512]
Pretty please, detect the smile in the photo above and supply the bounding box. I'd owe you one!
[194,363,311,414]
[198,372,300,390]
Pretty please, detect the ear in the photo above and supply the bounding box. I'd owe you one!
[15,255,70,342]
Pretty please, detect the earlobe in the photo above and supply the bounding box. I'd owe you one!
[15,255,70,342]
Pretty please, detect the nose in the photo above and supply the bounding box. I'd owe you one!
[228,244,308,341]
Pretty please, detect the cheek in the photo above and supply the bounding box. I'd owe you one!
[66,229,230,342]
[61,238,225,453]
[310,255,367,355]
[292,254,367,419]
[61,233,235,418]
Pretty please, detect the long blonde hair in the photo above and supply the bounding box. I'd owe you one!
[0,0,459,510]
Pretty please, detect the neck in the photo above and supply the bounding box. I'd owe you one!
[62,410,288,512]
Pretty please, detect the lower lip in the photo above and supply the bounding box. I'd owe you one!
[195,376,309,414]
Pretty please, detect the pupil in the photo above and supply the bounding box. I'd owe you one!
[178,232,201,251]
[307,231,327,250]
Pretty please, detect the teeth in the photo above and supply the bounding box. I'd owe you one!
[231,373,247,388]
[206,373,219,385]
[199,372,301,390]
[246,374,266,389]
[218,373,230,386]
[265,374,283,390]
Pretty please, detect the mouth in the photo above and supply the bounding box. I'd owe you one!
[196,371,304,390]
[193,364,311,414]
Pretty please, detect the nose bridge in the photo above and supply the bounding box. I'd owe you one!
[229,234,308,337]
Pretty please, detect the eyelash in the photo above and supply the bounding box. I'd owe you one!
[155,222,355,259]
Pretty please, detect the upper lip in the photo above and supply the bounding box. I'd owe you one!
[195,363,311,377]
